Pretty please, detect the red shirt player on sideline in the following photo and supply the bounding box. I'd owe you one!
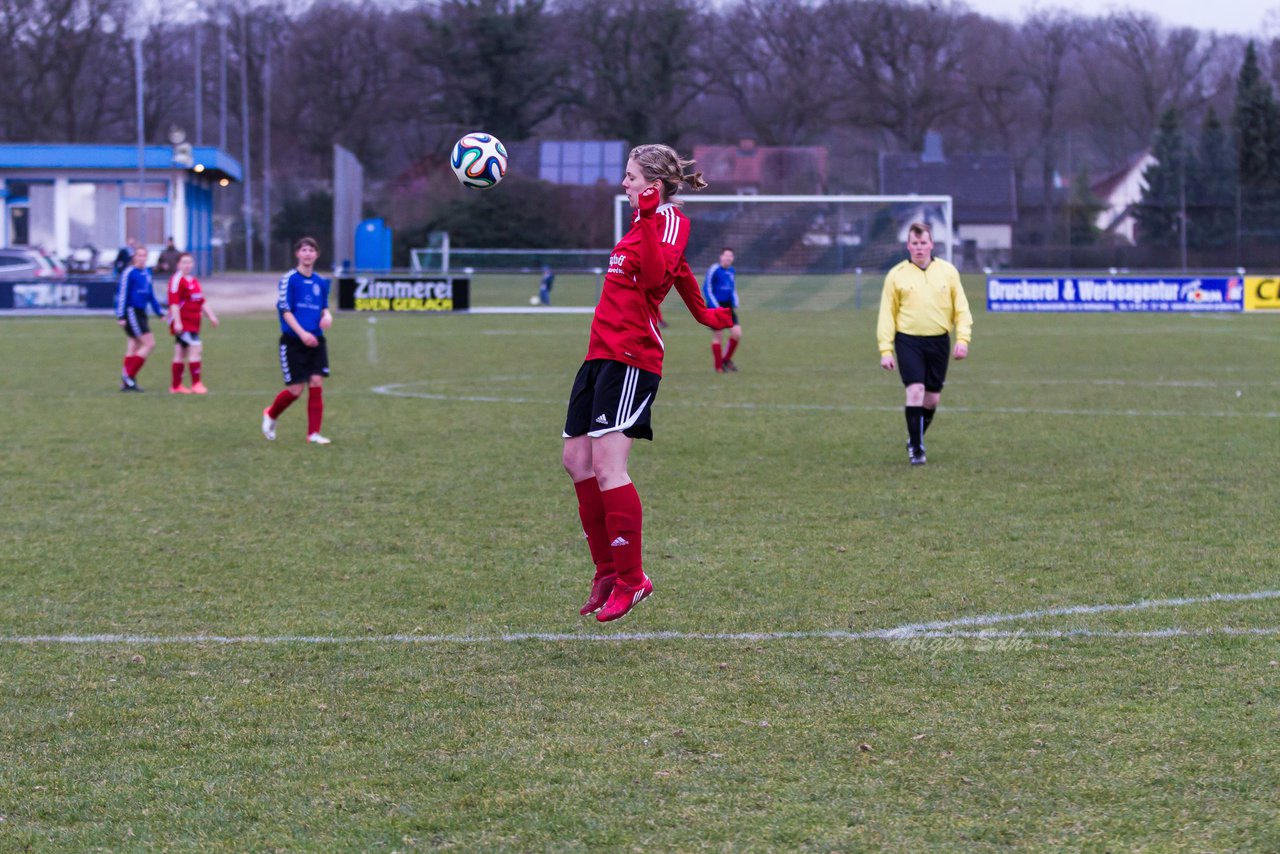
[167,253,219,394]
[562,143,733,623]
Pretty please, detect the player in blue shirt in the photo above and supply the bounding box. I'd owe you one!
[261,237,334,444]
[114,244,165,391]
[702,247,741,372]
[536,264,555,305]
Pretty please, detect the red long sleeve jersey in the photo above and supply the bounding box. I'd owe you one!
[585,203,731,376]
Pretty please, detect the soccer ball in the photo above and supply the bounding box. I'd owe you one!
[529,296,540,306]
[450,133,507,189]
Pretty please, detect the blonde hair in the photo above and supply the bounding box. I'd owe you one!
[629,144,707,204]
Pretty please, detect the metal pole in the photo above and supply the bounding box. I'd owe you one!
[241,18,254,272]
[1179,141,1188,272]
[134,33,146,242]
[194,26,203,146]
[262,46,271,270]
[218,18,228,151]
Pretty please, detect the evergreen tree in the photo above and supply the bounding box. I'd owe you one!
[1232,41,1280,236]
[1188,109,1236,250]
[1135,107,1186,247]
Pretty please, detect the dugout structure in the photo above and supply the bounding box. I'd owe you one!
[613,194,954,274]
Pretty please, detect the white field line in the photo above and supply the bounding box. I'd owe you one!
[372,383,1280,419]
[3,590,1277,646]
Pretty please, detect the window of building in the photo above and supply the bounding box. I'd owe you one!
[539,141,626,186]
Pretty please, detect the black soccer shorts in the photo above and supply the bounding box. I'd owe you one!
[279,334,330,384]
[895,331,950,392]
[121,307,150,338]
[563,359,661,441]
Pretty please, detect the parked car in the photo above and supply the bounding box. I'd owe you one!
[0,247,67,281]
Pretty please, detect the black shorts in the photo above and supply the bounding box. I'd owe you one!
[895,332,950,392]
[279,334,330,384]
[174,330,201,347]
[729,308,740,325]
[121,307,150,338]
[564,359,660,441]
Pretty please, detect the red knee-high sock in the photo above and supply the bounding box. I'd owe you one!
[125,355,145,378]
[171,362,185,389]
[573,478,615,581]
[724,337,739,361]
[307,386,324,435]
[601,482,644,586]
[267,388,299,419]
[712,341,723,370]
[189,361,202,384]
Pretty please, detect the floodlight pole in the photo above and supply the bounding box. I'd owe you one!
[133,32,146,238]
[1179,141,1188,272]
[194,25,203,146]
[262,46,271,270]
[218,13,228,152]
[241,17,254,272]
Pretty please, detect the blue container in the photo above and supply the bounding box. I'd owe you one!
[354,218,392,270]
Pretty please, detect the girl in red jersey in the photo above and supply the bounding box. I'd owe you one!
[167,253,219,394]
[563,144,733,623]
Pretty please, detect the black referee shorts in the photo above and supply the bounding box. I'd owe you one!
[895,332,950,392]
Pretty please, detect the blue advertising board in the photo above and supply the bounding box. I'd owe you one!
[987,275,1244,313]
[0,277,119,312]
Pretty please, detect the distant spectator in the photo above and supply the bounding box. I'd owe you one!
[113,238,137,275]
[156,237,182,278]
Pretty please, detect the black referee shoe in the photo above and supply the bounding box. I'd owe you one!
[907,442,926,465]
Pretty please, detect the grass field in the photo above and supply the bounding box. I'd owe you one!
[2,276,1278,851]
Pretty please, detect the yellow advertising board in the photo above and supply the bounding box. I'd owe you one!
[1244,276,1280,311]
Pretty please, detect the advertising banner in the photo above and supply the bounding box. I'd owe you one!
[987,275,1243,313]
[337,274,470,312]
[0,278,118,311]
[1243,276,1280,311]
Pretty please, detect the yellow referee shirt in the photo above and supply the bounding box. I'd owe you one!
[877,256,973,356]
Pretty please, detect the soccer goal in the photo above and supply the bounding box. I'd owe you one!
[411,243,613,274]
[612,194,953,274]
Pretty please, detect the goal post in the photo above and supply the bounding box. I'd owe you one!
[613,194,954,274]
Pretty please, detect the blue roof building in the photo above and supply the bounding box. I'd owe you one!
[0,143,242,276]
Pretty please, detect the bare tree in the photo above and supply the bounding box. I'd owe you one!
[706,0,839,145]
[0,0,134,141]
[276,0,402,168]
[1083,13,1230,159]
[823,0,972,152]
[557,0,709,145]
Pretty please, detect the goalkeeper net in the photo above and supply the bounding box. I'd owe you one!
[411,246,613,273]
[612,194,953,274]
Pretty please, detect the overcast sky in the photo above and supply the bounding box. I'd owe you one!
[961,0,1279,36]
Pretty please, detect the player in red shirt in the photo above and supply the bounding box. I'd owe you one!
[166,253,219,394]
[563,144,733,622]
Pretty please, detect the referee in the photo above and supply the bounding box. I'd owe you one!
[877,222,972,465]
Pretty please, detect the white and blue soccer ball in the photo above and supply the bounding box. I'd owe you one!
[450,132,508,189]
